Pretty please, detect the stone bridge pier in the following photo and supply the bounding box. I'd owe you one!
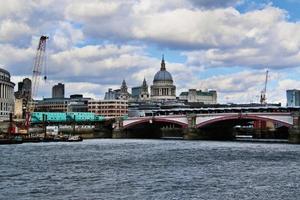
[112,117,125,139]
[289,112,300,144]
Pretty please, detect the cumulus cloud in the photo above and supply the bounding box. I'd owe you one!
[0,19,32,42]
[63,1,300,69]
[65,0,122,20]
[52,21,84,50]
[1,0,300,103]
[179,70,284,104]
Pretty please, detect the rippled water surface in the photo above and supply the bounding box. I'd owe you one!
[0,139,299,200]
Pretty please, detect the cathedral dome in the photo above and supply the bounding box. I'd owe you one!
[153,70,173,82]
[150,55,176,100]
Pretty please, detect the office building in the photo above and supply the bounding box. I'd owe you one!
[88,99,128,117]
[52,83,64,98]
[287,89,300,106]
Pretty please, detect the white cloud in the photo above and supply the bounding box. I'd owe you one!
[0,19,32,42]
[52,21,84,50]
[1,0,300,103]
[65,0,122,21]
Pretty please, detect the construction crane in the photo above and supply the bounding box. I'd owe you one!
[260,70,269,105]
[25,35,49,128]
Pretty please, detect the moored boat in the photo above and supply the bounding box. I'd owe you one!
[0,136,23,145]
[67,135,83,142]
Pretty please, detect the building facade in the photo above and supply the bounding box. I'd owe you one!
[88,99,128,117]
[14,78,32,119]
[150,56,176,100]
[0,68,15,120]
[15,78,31,100]
[131,78,150,101]
[104,80,131,100]
[14,98,24,119]
[35,95,90,112]
[131,86,141,100]
[140,78,150,101]
[35,98,69,112]
[179,89,217,104]
[104,88,120,100]
[52,83,65,98]
[287,89,300,106]
[67,95,91,112]
[119,80,130,100]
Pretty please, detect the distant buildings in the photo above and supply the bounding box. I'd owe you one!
[10,55,221,119]
[179,89,217,104]
[67,94,91,112]
[131,78,150,101]
[52,83,64,98]
[287,89,300,107]
[131,86,142,100]
[101,56,218,116]
[14,78,32,118]
[14,78,31,100]
[104,80,131,100]
[119,80,130,100]
[35,94,91,112]
[88,99,128,117]
[35,98,69,112]
[0,68,15,120]
[104,88,119,100]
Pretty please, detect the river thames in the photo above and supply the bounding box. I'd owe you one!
[0,139,299,200]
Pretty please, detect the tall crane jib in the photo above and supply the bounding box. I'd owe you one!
[25,36,49,128]
[260,70,269,105]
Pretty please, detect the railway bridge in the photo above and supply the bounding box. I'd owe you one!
[113,107,300,143]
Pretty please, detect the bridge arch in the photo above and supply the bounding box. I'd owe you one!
[123,117,187,129]
[196,114,293,128]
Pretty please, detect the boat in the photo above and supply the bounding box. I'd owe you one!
[0,136,23,145]
[22,137,41,143]
[67,135,83,142]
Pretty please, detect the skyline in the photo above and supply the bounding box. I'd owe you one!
[1,0,300,104]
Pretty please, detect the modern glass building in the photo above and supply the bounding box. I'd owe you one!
[286,89,300,107]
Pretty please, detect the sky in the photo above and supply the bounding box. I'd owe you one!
[1,0,300,104]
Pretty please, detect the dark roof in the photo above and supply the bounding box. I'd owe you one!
[0,67,10,76]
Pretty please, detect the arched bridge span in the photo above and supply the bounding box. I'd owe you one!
[195,113,293,128]
[123,116,188,129]
[123,112,293,129]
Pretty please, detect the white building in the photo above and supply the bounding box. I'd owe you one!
[179,89,217,104]
[0,68,15,120]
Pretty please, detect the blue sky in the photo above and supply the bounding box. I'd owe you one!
[0,0,300,104]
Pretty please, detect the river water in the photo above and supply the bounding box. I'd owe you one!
[0,139,299,200]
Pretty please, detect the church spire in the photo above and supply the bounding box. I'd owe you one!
[161,54,166,71]
[121,79,128,93]
[142,77,147,87]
